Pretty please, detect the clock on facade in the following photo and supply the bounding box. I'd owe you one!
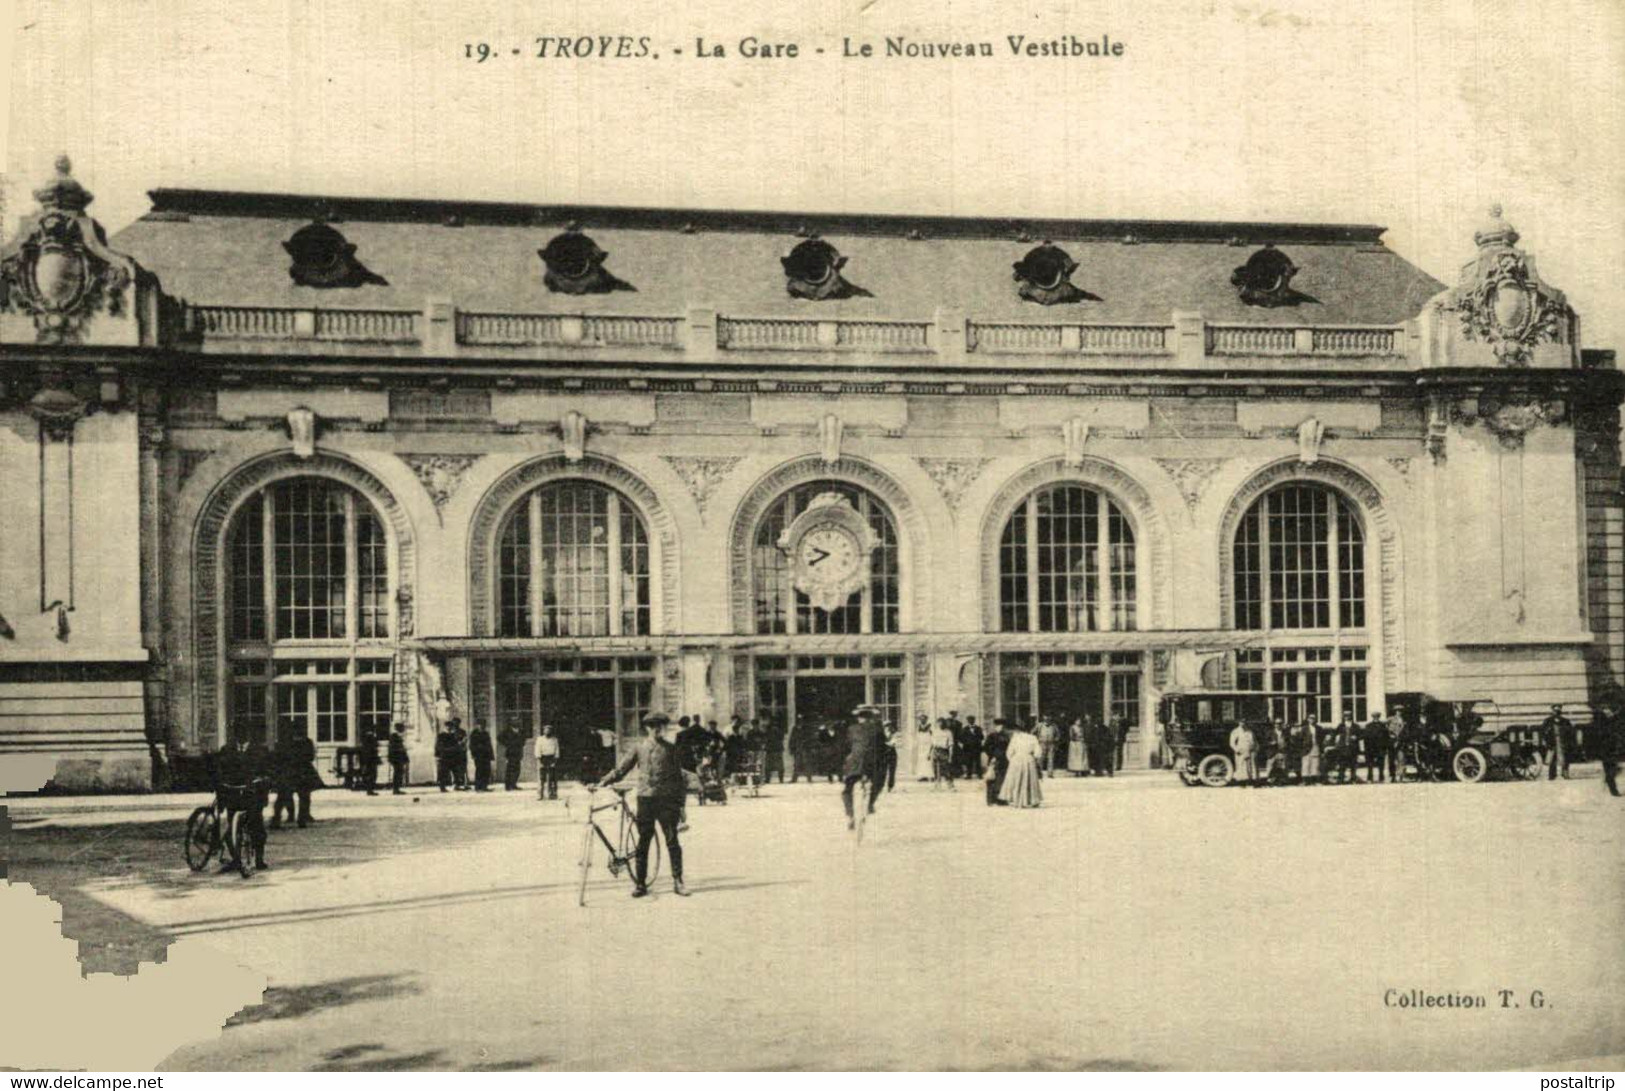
[776,492,879,612]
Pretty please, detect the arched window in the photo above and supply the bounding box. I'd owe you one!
[1231,483,1369,721]
[998,484,1137,632]
[752,481,899,634]
[224,477,393,747]
[496,481,651,638]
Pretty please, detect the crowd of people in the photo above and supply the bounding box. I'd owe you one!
[200,693,1620,881]
[1215,703,1622,791]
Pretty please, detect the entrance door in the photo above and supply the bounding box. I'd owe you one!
[1038,672,1106,740]
[794,675,866,779]
[795,676,867,728]
[539,679,617,782]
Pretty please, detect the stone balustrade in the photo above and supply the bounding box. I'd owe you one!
[178,301,1411,365]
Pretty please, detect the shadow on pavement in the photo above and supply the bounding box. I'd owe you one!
[227,973,423,1027]
[308,1043,556,1071]
[166,879,589,936]
[5,805,552,974]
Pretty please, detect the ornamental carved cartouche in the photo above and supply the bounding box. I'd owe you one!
[1445,205,1570,366]
[0,156,133,345]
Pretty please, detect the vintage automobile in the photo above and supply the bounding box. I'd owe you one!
[1384,693,1544,782]
[1159,690,1314,787]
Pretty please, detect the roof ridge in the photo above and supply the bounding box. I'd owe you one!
[142,188,1388,246]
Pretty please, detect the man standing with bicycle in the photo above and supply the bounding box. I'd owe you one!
[597,712,688,898]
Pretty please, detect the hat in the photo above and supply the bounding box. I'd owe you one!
[642,711,672,728]
[853,704,880,717]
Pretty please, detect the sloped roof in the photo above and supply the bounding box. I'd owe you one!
[109,189,1446,326]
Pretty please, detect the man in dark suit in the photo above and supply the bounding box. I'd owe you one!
[498,723,527,790]
[215,731,271,872]
[983,719,1012,806]
[269,727,299,829]
[271,726,319,826]
[841,705,887,829]
[817,722,840,783]
[1363,710,1393,784]
[763,716,786,784]
[358,724,382,796]
[435,722,458,792]
[597,712,689,897]
[786,720,807,782]
[449,719,471,790]
[1596,704,1621,797]
[1543,704,1574,780]
[469,724,495,791]
[387,723,410,794]
[960,716,984,779]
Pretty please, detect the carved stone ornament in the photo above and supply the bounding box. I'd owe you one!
[1061,416,1090,467]
[819,413,844,465]
[662,455,742,520]
[1445,206,1570,365]
[776,492,879,613]
[781,237,868,301]
[282,222,387,289]
[916,457,993,515]
[1154,458,1224,514]
[539,229,633,294]
[1296,417,1325,464]
[0,157,132,344]
[1467,395,1568,449]
[561,410,587,462]
[287,407,318,459]
[1385,457,1414,483]
[1013,242,1094,306]
[1426,396,1451,463]
[403,453,482,515]
[27,373,88,441]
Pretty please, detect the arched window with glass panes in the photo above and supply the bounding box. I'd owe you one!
[997,484,1138,632]
[753,481,899,634]
[224,477,394,747]
[495,481,652,638]
[1231,482,1370,722]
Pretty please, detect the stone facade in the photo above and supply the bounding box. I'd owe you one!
[2,164,1620,788]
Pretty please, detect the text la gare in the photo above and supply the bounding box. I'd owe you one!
[695,37,799,58]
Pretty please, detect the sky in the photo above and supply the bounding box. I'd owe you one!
[3,0,1623,348]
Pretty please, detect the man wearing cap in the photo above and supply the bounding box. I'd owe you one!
[1542,704,1574,780]
[598,712,688,898]
[841,704,888,829]
[983,719,1012,806]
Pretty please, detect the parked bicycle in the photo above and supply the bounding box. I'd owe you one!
[183,777,266,879]
[577,785,660,906]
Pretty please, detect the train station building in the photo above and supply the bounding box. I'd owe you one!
[2,156,1620,788]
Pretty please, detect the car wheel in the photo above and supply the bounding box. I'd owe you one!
[1197,754,1234,788]
[1452,747,1488,783]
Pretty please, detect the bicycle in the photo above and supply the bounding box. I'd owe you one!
[578,786,660,906]
[183,779,265,879]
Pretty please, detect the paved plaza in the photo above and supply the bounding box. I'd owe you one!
[5,771,1623,1071]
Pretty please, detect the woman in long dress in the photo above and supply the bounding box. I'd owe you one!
[999,723,1044,808]
[912,715,935,781]
[1066,718,1088,775]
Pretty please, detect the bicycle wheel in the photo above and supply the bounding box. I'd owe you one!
[620,808,659,888]
[225,812,252,878]
[184,807,217,871]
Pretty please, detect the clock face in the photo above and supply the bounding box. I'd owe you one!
[799,524,862,584]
